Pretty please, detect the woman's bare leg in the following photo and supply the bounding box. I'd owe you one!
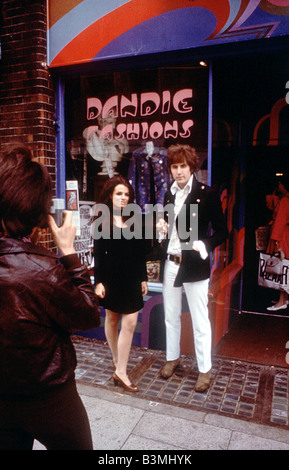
[115,311,139,386]
[104,310,120,366]
[275,291,288,308]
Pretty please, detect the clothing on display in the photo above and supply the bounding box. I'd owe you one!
[128,143,170,212]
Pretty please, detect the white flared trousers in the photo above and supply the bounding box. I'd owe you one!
[162,260,212,373]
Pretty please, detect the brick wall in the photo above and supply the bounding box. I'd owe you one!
[0,0,56,248]
[0,0,56,184]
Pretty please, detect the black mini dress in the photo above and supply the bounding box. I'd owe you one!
[94,227,148,314]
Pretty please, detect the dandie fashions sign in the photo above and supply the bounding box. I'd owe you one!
[86,89,194,142]
[65,67,208,206]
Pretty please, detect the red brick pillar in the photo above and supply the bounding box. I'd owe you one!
[0,0,57,248]
[0,0,56,180]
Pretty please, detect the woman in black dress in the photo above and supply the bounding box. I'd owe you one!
[94,176,148,392]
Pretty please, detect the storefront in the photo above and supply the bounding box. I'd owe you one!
[47,1,289,355]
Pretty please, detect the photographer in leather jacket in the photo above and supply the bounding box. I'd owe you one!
[0,145,100,450]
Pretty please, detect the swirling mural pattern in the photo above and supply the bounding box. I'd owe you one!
[47,0,289,67]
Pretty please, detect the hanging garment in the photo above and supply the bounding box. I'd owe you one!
[128,146,170,212]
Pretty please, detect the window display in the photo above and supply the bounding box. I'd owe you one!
[64,66,208,270]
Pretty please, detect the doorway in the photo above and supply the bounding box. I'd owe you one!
[212,50,289,366]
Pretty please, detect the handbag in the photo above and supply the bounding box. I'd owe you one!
[258,252,289,293]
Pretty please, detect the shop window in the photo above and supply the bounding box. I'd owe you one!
[64,66,208,271]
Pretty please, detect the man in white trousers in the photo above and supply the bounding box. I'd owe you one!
[157,144,227,392]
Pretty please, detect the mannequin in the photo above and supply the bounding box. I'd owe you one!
[83,113,129,177]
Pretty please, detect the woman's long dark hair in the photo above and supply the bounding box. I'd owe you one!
[98,175,136,233]
[99,175,135,209]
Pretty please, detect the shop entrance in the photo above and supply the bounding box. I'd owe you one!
[212,51,289,367]
[61,49,289,367]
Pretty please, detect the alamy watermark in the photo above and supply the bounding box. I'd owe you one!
[91,203,198,250]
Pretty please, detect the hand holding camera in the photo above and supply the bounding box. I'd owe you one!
[49,210,76,257]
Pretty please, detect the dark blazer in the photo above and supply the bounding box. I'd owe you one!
[160,176,228,287]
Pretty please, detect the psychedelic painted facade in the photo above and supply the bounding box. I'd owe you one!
[47,0,289,349]
[47,0,289,67]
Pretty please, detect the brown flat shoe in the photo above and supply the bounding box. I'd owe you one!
[160,358,180,379]
[112,372,139,392]
[195,370,211,393]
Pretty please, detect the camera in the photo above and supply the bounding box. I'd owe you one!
[50,198,65,226]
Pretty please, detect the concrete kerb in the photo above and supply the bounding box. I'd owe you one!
[77,383,289,450]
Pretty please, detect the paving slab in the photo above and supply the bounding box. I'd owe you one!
[32,336,289,451]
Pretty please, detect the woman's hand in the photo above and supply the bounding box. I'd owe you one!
[48,210,76,256]
[95,283,106,298]
[141,281,148,297]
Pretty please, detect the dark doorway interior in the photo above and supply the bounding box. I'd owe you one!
[212,50,289,366]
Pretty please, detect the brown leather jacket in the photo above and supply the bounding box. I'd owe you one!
[0,238,100,397]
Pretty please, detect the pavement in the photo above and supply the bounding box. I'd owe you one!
[33,336,289,451]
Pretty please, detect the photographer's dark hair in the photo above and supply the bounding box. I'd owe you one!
[0,145,52,238]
